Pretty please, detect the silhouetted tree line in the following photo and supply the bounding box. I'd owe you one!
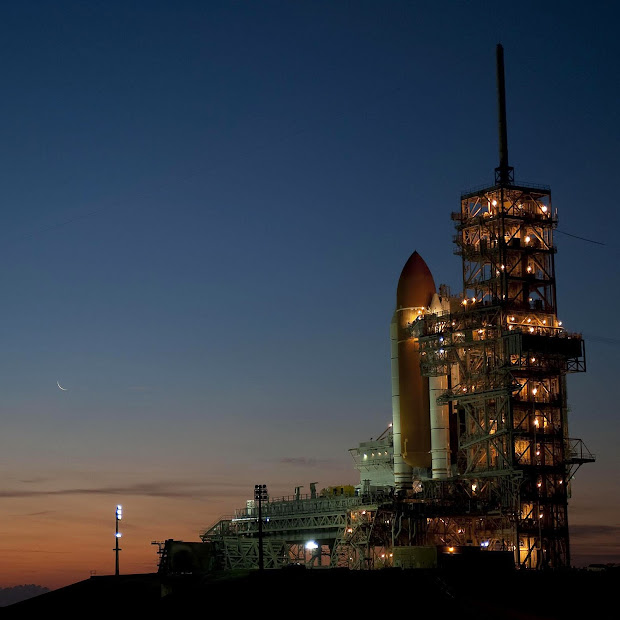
[0,584,49,606]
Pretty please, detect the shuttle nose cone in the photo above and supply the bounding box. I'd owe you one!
[396,251,436,308]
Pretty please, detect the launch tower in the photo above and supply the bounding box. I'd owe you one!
[414,44,593,568]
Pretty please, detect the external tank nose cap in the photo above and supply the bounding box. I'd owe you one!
[396,251,436,309]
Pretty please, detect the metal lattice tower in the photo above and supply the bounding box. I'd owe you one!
[417,44,593,568]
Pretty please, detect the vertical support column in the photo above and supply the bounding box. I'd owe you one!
[430,374,450,479]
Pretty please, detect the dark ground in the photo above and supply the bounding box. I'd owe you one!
[2,567,618,618]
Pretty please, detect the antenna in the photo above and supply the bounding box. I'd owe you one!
[495,44,514,185]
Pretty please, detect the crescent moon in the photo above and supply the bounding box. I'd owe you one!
[57,381,68,391]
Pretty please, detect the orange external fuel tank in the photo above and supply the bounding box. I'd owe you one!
[390,251,436,490]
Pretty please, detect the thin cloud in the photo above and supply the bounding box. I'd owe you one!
[0,549,70,554]
[0,480,248,500]
[571,524,620,537]
[279,457,343,467]
[570,524,620,564]
[280,457,319,467]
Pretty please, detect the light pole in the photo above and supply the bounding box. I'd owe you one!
[254,484,268,571]
[114,504,122,576]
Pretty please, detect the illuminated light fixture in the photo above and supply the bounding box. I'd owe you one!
[114,504,123,576]
[543,320,547,325]
[529,327,534,332]
[471,484,477,492]
[527,266,532,273]
[542,205,548,213]
[532,387,538,395]
[525,236,531,243]
[558,321,563,326]
[510,316,515,322]
[305,540,319,550]
[500,264,505,270]
[531,357,536,363]
[462,299,468,305]
[527,318,532,323]
[448,547,455,553]
[537,482,542,487]
[535,419,540,427]
[471,297,476,303]
[439,349,445,354]
[492,200,497,206]
[508,325,513,330]
[363,454,368,459]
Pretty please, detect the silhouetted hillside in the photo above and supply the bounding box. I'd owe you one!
[3,568,619,618]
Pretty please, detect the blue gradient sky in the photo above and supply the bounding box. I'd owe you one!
[0,1,618,588]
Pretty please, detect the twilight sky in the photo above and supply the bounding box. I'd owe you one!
[1,1,619,589]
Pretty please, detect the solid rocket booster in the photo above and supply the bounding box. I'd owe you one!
[429,293,451,480]
[390,251,436,491]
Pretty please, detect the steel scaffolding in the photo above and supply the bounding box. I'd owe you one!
[415,177,593,568]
